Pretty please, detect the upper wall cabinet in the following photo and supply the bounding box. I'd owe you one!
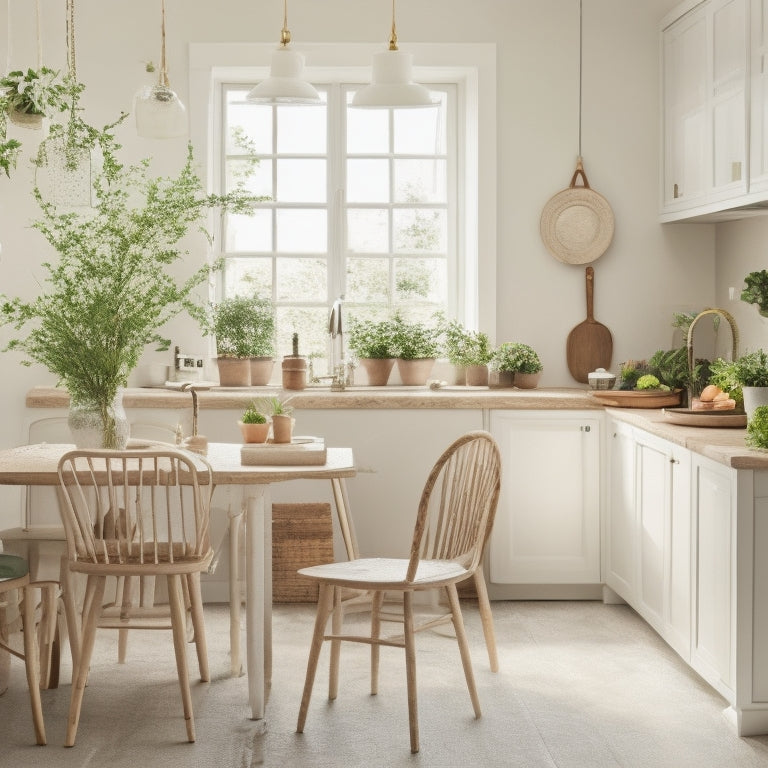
[661,0,754,221]
[750,0,768,192]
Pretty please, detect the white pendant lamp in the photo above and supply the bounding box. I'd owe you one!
[352,0,436,109]
[247,0,321,105]
[135,0,187,139]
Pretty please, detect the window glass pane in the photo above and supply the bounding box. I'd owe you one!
[346,257,391,303]
[277,159,326,202]
[393,209,446,252]
[225,157,272,197]
[394,257,447,304]
[276,306,328,359]
[394,159,446,203]
[225,210,272,252]
[276,209,327,252]
[394,99,446,154]
[224,258,273,295]
[226,92,272,154]
[276,257,327,302]
[347,209,388,253]
[276,102,327,153]
[346,104,389,153]
[347,159,389,203]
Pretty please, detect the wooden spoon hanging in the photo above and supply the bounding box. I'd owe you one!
[566,265,613,383]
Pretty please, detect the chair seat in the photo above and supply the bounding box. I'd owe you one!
[0,553,29,581]
[299,557,469,589]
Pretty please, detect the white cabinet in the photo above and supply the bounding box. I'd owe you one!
[605,420,691,661]
[488,411,601,587]
[749,0,768,190]
[661,0,749,220]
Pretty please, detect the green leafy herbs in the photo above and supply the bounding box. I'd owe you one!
[207,295,275,359]
[491,342,543,374]
[439,317,492,367]
[347,318,397,359]
[390,314,441,360]
[241,403,267,424]
[741,271,768,317]
[0,107,255,416]
[747,405,768,449]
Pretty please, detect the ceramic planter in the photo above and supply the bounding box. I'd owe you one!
[271,414,293,443]
[249,357,275,386]
[359,358,396,386]
[489,370,514,388]
[514,372,542,389]
[216,357,250,387]
[743,386,768,421]
[465,364,489,387]
[396,358,435,386]
[238,420,270,443]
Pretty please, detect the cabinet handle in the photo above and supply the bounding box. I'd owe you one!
[670,457,679,464]
[673,183,680,199]
[581,425,591,432]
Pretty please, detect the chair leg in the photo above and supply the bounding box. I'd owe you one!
[297,582,334,733]
[403,591,419,754]
[36,582,58,689]
[187,572,209,682]
[21,584,46,745]
[59,556,80,678]
[66,575,106,747]
[168,574,196,743]
[446,583,481,719]
[370,590,384,695]
[328,586,342,700]
[473,570,499,672]
[117,575,134,664]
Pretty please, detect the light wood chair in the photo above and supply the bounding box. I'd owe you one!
[296,430,502,754]
[0,553,51,745]
[56,448,214,747]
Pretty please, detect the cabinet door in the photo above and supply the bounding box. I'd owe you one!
[750,0,768,190]
[605,420,637,601]
[691,454,734,694]
[488,412,601,584]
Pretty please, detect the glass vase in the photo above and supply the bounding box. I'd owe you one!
[68,388,130,449]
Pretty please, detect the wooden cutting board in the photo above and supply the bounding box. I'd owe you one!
[566,266,613,383]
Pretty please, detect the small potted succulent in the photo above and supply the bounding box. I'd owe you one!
[490,342,543,389]
[441,317,492,386]
[238,402,270,443]
[347,317,397,385]
[391,314,442,386]
[256,395,294,443]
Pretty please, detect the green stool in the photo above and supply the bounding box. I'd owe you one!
[0,553,46,745]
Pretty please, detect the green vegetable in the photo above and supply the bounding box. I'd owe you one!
[241,403,267,424]
[747,405,768,449]
[636,374,661,390]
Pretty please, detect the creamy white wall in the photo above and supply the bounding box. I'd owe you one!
[0,0,713,454]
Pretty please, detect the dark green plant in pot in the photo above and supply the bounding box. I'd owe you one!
[241,402,267,424]
[747,405,768,449]
[741,270,768,317]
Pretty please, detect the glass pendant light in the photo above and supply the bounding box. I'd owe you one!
[352,0,436,108]
[135,0,187,138]
[247,0,321,105]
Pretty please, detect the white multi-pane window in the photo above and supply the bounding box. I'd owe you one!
[220,82,456,365]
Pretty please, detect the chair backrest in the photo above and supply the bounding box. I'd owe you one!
[56,448,213,567]
[406,431,501,583]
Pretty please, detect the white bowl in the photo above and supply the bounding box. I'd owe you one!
[588,368,616,390]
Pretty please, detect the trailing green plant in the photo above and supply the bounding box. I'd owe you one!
[390,314,441,360]
[439,317,492,367]
[207,295,275,358]
[0,66,69,176]
[747,405,768,449]
[0,106,255,440]
[347,317,396,359]
[741,270,768,317]
[491,342,543,374]
[241,403,267,424]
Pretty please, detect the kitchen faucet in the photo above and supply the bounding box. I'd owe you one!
[327,296,346,386]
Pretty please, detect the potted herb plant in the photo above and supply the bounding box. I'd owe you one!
[391,314,442,386]
[0,98,254,448]
[741,270,768,317]
[256,395,294,443]
[238,402,270,444]
[441,318,492,386]
[709,350,768,419]
[747,405,768,450]
[347,317,396,386]
[491,342,543,389]
[207,294,276,387]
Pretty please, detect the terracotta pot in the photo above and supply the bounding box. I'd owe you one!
[216,357,250,387]
[465,364,489,387]
[396,358,435,386]
[488,370,514,389]
[359,358,396,386]
[271,413,293,443]
[282,356,307,390]
[514,372,542,389]
[238,421,270,444]
[249,357,275,386]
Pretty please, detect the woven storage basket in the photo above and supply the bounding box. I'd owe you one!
[272,502,333,602]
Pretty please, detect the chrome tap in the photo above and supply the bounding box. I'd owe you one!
[328,296,344,376]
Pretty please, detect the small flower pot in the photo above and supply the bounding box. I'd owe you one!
[271,414,293,443]
[249,357,275,386]
[489,370,514,389]
[465,364,489,387]
[514,372,542,389]
[238,421,270,444]
[216,357,250,387]
[359,358,396,386]
[396,358,435,386]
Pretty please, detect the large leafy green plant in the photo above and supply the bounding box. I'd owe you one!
[208,295,275,358]
[1,112,253,439]
[440,317,492,367]
[347,317,396,359]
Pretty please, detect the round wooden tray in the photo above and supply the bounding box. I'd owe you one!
[589,389,683,409]
[662,408,747,428]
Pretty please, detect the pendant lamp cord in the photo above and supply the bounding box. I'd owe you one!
[160,0,168,87]
[578,0,583,160]
[66,0,76,79]
[280,0,291,46]
[389,0,398,51]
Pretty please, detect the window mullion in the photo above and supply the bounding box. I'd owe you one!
[328,84,345,305]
